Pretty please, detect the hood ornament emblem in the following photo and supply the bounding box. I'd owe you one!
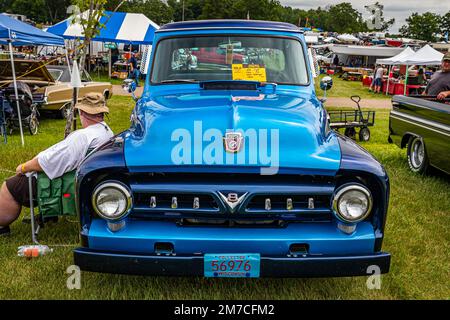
[224,132,244,153]
[218,192,248,213]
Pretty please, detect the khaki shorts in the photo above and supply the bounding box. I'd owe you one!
[5,174,37,207]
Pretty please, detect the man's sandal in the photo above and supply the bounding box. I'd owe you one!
[0,226,10,236]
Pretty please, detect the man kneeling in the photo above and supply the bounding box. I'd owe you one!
[0,92,113,235]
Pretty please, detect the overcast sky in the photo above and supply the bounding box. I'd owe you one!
[280,0,450,33]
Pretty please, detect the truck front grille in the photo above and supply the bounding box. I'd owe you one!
[134,193,220,214]
[129,174,335,223]
[245,194,331,214]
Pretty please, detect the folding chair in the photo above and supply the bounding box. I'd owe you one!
[25,147,95,242]
[26,170,77,243]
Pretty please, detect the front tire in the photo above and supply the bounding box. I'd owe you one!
[28,116,39,135]
[60,104,71,119]
[344,127,356,140]
[407,136,429,174]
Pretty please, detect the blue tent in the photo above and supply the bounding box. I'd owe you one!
[0,14,64,46]
[46,11,158,45]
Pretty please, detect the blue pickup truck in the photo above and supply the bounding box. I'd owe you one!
[74,20,390,277]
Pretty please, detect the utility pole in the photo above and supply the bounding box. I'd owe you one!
[182,0,185,21]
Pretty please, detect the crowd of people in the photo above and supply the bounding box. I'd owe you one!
[367,52,450,99]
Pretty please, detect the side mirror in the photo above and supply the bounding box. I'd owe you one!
[320,76,333,91]
[319,76,333,103]
[122,79,136,93]
[122,79,138,101]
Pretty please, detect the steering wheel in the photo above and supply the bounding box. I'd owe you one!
[267,70,290,83]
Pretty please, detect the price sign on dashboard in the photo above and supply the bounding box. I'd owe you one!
[232,64,267,82]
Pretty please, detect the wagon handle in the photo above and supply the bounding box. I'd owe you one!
[350,95,361,104]
[350,95,365,122]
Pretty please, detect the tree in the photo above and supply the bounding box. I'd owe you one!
[43,0,73,24]
[167,0,205,22]
[4,0,71,24]
[105,0,132,11]
[0,0,14,13]
[227,0,283,21]
[325,3,368,33]
[11,0,48,23]
[64,0,107,137]
[439,11,450,40]
[199,0,232,19]
[71,0,107,70]
[305,7,329,30]
[400,12,441,42]
[126,0,173,25]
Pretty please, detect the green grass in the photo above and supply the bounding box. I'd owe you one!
[91,72,125,86]
[0,96,449,300]
[315,74,390,100]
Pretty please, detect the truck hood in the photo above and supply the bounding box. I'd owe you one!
[124,89,341,175]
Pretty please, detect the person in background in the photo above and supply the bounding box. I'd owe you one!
[0,93,114,236]
[424,52,450,100]
[128,51,140,87]
[372,64,385,94]
[111,47,120,66]
[333,54,339,67]
[417,67,427,86]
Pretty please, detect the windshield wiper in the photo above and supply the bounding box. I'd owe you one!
[160,79,198,84]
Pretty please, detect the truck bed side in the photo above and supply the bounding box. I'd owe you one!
[389,95,450,174]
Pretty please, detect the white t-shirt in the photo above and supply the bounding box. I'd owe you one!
[375,67,384,79]
[37,122,114,180]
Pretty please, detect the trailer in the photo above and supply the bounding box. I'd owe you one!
[328,95,376,141]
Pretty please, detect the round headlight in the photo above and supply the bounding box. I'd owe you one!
[92,182,132,221]
[332,184,372,223]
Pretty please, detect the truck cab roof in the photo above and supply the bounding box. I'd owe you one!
[158,19,303,33]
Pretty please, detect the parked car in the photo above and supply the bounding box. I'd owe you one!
[389,95,450,175]
[0,60,113,118]
[74,20,391,278]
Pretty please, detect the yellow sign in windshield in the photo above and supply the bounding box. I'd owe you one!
[232,64,267,82]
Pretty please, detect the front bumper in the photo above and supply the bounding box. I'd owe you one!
[74,248,390,277]
[75,219,390,277]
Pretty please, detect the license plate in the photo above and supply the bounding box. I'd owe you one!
[204,253,260,278]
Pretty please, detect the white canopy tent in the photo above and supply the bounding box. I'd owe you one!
[402,45,444,66]
[376,47,415,65]
[375,45,444,95]
[401,45,444,95]
[375,47,416,95]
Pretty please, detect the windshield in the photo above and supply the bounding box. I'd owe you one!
[151,36,309,85]
[47,69,63,81]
